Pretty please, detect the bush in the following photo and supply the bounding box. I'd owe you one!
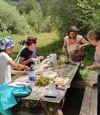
[0,0,30,34]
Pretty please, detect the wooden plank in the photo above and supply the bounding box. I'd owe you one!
[57,63,80,87]
[79,86,97,115]
[80,86,92,115]
[85,75,97,88]
[22,86,45,101]
[21,62,80,103]
[40,101,63,115]
[40,63,80,103]
[13,62,80,114]
[90,88,97,115]
[57,109,63,115]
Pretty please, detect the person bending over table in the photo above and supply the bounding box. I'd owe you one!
[0,36,29,84]
[19,36,44,67]
[62,25,89,60]
[86,30,100,115]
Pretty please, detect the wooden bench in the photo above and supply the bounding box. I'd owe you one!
[79,86,97,115]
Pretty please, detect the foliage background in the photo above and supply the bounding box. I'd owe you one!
[0,0,100,66]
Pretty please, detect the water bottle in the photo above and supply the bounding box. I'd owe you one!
[28,67,36,87]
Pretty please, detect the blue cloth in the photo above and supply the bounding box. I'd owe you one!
[0,83,17,115]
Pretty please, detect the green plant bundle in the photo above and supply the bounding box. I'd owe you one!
[36,76,50,87]
[80,69,97,80]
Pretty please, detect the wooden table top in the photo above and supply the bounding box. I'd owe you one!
[14,62,80,104]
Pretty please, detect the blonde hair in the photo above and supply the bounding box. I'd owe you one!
[87,30,100,40]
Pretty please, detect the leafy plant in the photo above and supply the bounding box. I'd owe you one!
[0,0,30,34]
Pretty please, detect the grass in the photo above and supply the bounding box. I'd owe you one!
[9,32,64,60]
[0,31,95,80]
[0,31,94,66]
[7,31,63,80]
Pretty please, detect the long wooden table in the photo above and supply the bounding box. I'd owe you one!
[14,62,81,115]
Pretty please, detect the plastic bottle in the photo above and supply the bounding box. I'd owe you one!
[49,81,56,93]
[28,67,36,87]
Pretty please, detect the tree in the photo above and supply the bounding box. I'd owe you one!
[41,0,99,37]
[41,0,83,37]
[17,0,41,14]
[90,10,100,30]
[0,0,30,34]
[17,0,43,32]
[89,0,100,30]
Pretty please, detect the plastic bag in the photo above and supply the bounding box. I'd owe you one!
[0,83,17,115]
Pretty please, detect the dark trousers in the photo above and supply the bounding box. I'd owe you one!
[98,75,100,115]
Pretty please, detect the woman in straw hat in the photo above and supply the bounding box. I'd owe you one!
[62,25,89,59]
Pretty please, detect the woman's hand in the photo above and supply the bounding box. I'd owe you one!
[11,69,28,75]
[38,56,45,60]
[22,65,29,71]
[20,70,28,75]
[86,65,97,70]
[18,64,29,71]
[29,58,36,62]
[76,45,83,51]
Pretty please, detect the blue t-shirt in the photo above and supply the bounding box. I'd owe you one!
[20,47,38,67]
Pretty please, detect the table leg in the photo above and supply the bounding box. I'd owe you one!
[40,102,63,115]
[46,109,63,115]
[56,109,63,115]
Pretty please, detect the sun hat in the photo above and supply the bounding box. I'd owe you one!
[0,36,15,50]
[68,26,79,35]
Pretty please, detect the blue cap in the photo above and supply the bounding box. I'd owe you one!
[29,76,34,81]
[29,67,35,71]
[0,36,15,50]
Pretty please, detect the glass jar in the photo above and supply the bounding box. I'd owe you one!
[49,81,56,93]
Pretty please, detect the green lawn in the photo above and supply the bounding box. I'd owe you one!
[10,32,64,60]
[0,31,94,66]
[0,32,94,80]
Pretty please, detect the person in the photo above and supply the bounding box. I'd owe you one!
[86,30,100,115]
[62,25,89,59]
[19,36,44,67]
[0,36,29,84]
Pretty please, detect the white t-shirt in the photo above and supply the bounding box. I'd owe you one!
[0,52,12,83]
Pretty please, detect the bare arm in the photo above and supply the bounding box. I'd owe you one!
[11,69,27,75]
[62,39,67,52]
[79,37,90,48]
[87,45,100,70]
[87,64,100,70]
[62,40,69,59]
[19,57,33,65]
[8,59,29,70]
[96,45,100,58]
